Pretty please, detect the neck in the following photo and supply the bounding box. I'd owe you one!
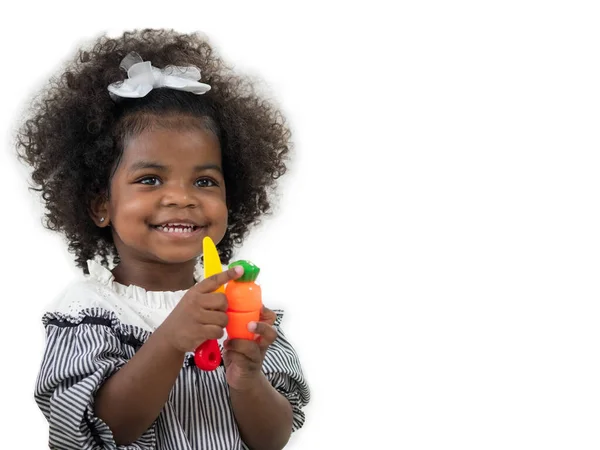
[111,258,197,292]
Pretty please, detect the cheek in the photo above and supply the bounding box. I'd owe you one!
[204,195,228,222]
[109,192,154,223]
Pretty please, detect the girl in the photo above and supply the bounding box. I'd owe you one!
[17,29,309,450]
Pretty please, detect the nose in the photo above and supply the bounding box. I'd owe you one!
[161,181,198,208]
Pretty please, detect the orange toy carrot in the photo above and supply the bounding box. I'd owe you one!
[226,260,262,340]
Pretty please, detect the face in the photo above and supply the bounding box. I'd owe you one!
[101,123,228,266]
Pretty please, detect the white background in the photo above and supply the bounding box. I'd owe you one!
[1,0,600,448]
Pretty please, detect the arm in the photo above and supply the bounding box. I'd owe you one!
[230,373,293,450]
[224,310,309,450]
[94,326,185,445]
[35,314,160,450]
[95,267,242,444]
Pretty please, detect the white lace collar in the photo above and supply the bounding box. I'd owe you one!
[86,260,204,309]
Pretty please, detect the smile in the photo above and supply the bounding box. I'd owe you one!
[151,222,205,237]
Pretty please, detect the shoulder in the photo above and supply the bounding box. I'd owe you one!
[41,276,154,346]
[44,275,115,317]
[41,261,178,333]
[41,261,128,324]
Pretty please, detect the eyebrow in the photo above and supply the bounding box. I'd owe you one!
[128,161,223,174]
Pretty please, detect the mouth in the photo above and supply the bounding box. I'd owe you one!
[151,222,206,237]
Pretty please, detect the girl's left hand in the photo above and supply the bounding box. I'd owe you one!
[223,306,277,391]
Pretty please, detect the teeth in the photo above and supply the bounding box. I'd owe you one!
[166,223,195,227]
[156,225,194,233]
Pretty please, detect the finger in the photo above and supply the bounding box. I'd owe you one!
[223,347,261,370]
[196,310,228,328]
[259,306,277,325]
[195,292,228,312]
[195,265,244,294]
[248,321,278,349]
[202,324,226,340]
[225,339,262,363]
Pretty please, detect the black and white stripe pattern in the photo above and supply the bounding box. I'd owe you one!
[35,308,309,449]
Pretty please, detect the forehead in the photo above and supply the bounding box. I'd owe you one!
[121,124,222,166]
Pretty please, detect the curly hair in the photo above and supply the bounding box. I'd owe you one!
[16,29,291,272]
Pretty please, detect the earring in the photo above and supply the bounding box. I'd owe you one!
[100,217,105,223]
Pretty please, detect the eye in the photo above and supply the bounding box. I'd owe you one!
[137,176,161,186]
[195,177,219,188]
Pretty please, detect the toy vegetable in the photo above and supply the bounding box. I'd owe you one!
[226,260,262,340]
[193,237,263,371]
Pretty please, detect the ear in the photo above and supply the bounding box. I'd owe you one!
[90,194,110,227]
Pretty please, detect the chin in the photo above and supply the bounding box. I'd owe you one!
[151,249,202,265]
[164,254,201,265]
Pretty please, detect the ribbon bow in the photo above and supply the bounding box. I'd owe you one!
[107,52,211,100]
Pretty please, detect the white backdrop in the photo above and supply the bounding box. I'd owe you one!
[1,1,600,448]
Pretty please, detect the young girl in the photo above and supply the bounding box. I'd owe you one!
[17,29,309,449]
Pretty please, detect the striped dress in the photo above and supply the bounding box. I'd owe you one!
[34,260,310,449]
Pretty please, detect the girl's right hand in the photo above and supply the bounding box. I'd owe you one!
[159,266,244,353]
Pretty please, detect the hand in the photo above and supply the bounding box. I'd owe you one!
[158,266,244,354]
[224,306,278,391]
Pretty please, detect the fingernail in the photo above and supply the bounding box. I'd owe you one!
[234,265,244,275]
[248,321,257,332]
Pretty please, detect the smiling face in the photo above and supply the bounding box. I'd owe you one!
[98,116,228,269]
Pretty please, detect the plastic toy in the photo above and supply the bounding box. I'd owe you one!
[225,260,262,340]
[193,237,263,371]
[193,236,225,371]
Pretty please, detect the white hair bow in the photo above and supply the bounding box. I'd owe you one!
[107,52,211,100]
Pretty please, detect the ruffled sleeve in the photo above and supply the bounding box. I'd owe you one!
[261,310,310,432]
[34,311,156,449]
